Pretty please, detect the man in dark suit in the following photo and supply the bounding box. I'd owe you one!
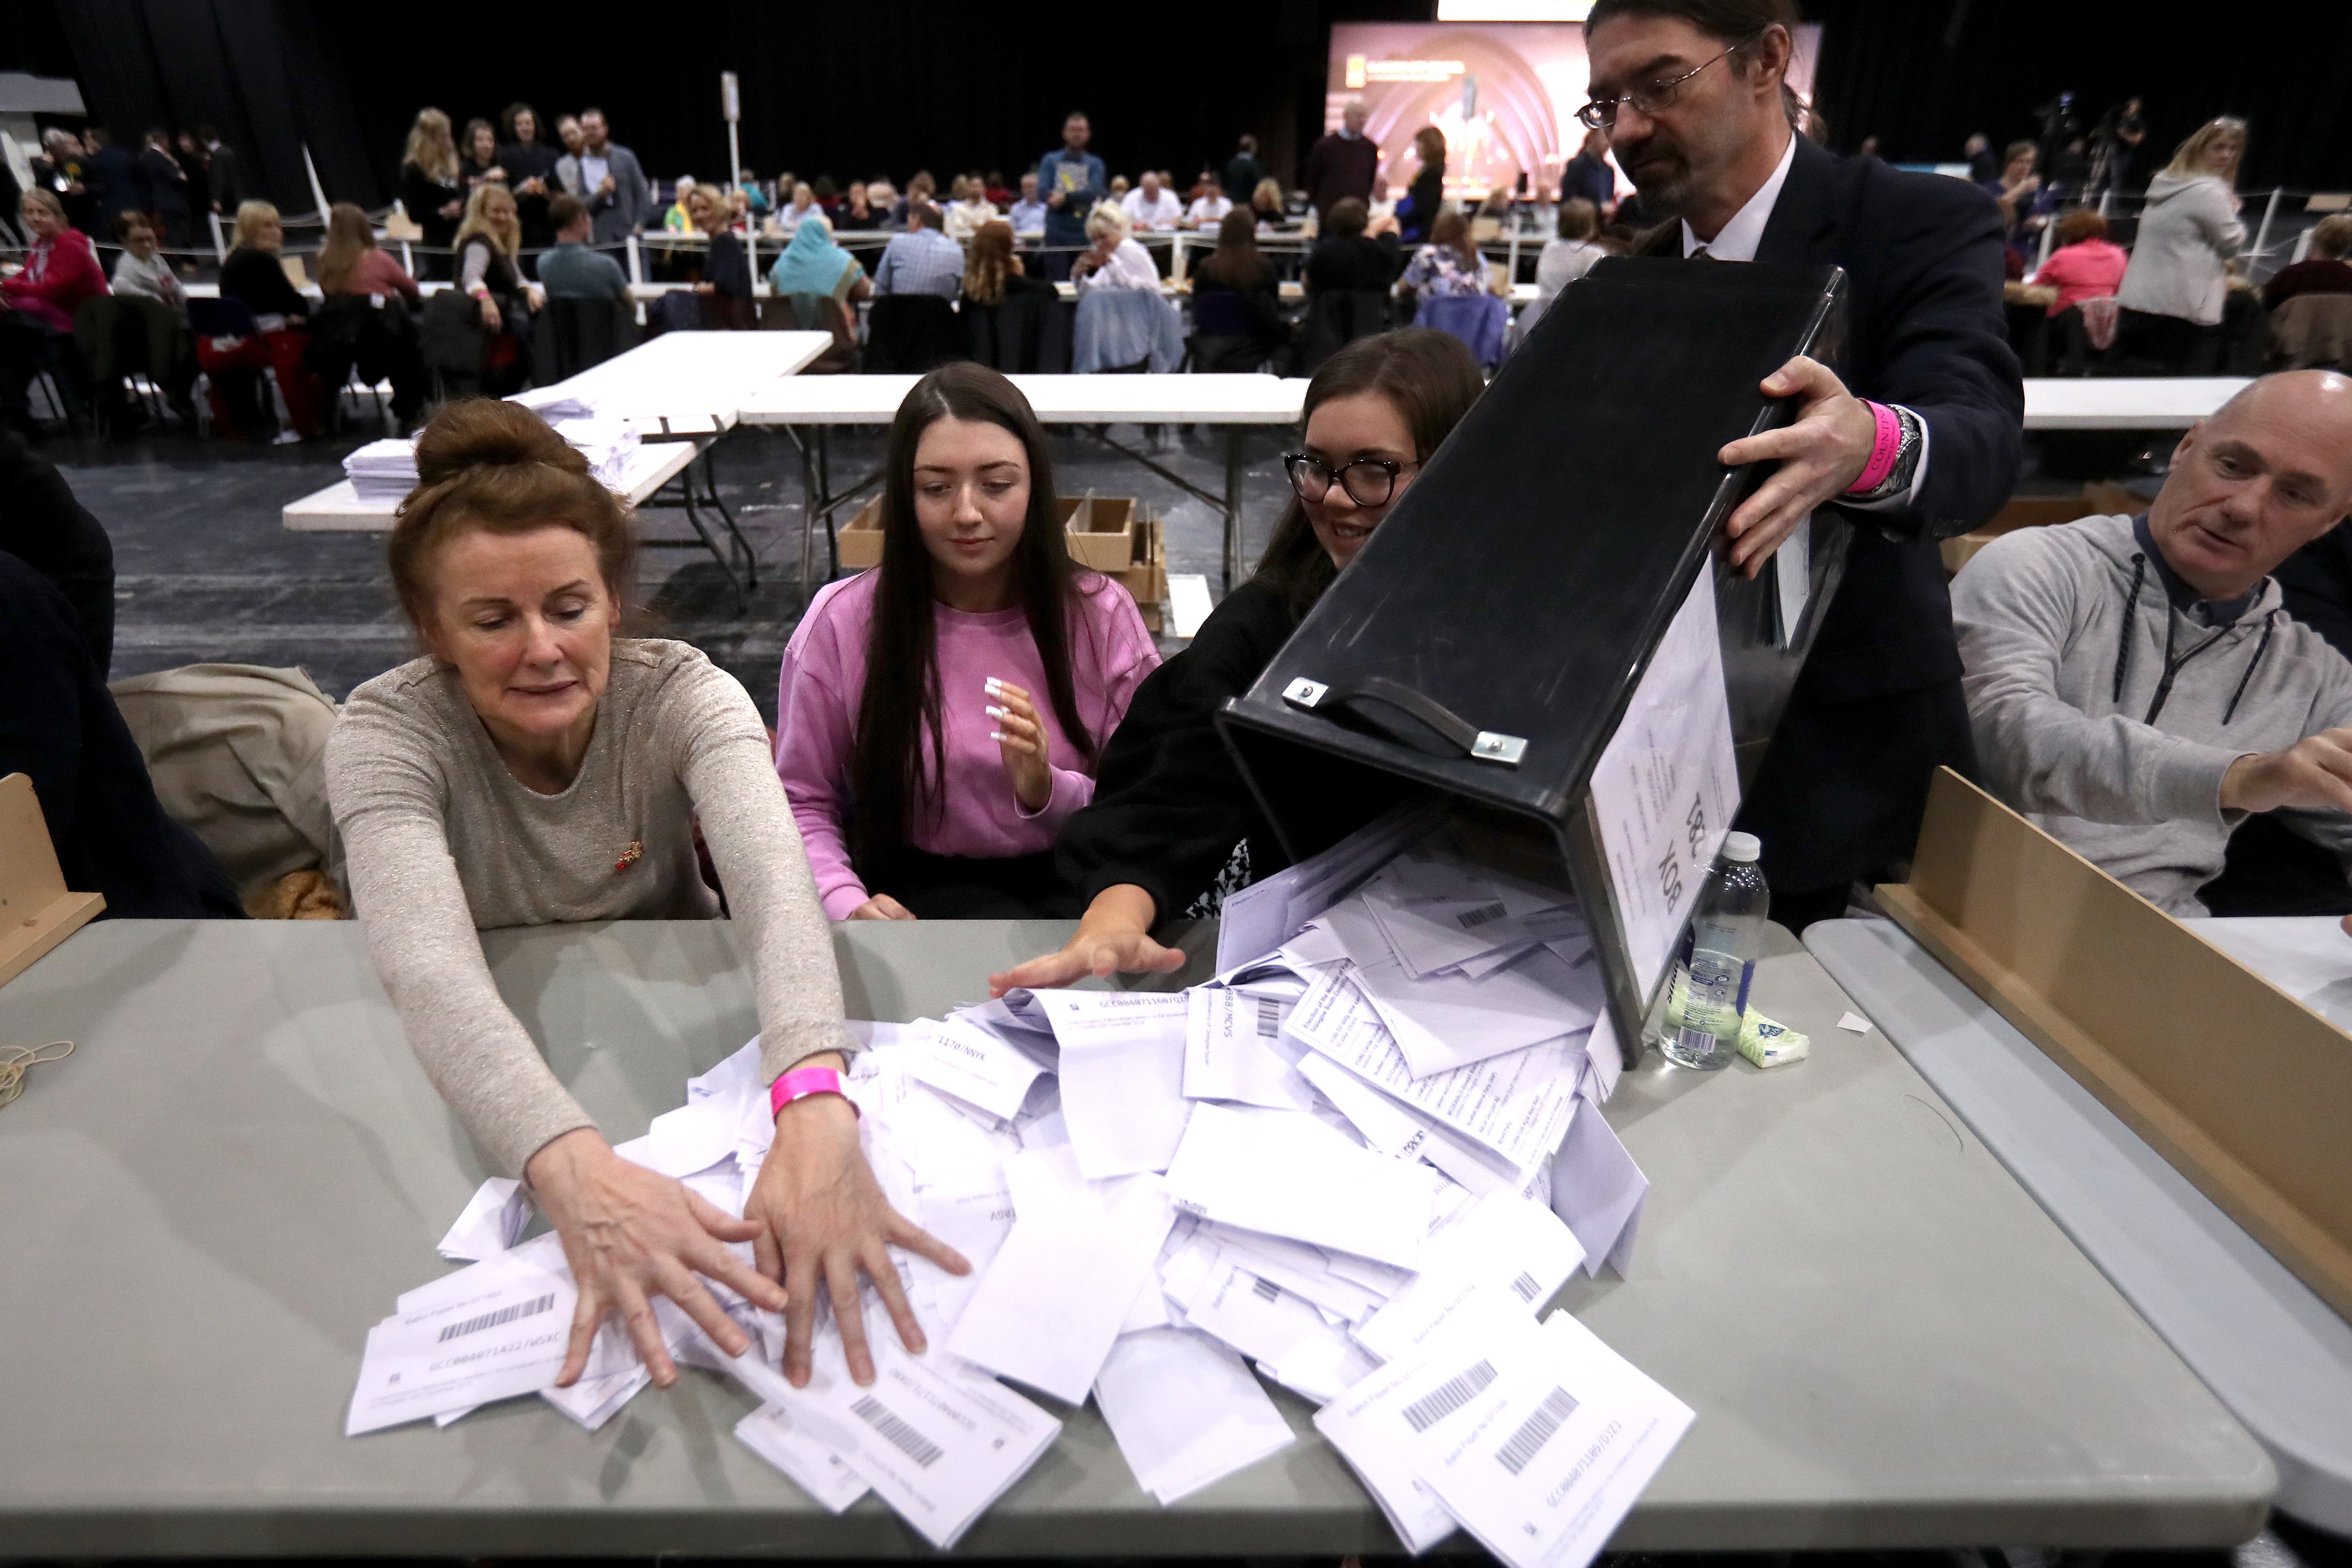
[80,126,148,234]
[198,127,243,214]
[1585,0,2024,929]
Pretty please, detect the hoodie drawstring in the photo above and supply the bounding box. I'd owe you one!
[2113,554,2147,703]
[2222,608,2278,726]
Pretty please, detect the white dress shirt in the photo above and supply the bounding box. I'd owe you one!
[1076,237,1162,292]
[1120,187,1184,231]
[1186,195,1233,228]
[1682,130,1928,512]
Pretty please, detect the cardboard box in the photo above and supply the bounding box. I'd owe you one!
[1058,495,1136,571]
[1113,514,1168,632]
[835,496,1139,575]
[1942,482,2143,575]
[1879,769,2352,1323]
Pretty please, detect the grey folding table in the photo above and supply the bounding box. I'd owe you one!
[0,917,2271,1556]
[1808,914,2352,1535]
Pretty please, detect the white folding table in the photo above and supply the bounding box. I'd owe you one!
[2021,377,2251,429]
[279,332,833,602]
[737,372,1308,590]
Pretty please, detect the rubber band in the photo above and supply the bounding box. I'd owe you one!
[1846,401,1902,495]
[0,1039,74,1111]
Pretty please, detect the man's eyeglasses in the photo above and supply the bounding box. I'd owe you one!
[1576,37,1756,131]
[1283,453,1414,507]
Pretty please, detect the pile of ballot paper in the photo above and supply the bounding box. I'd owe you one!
[341,417,640,504]
[346,811,1683,1563]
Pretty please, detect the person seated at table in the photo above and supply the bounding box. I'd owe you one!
[990,330,1484,992]
[312,202,426,430]
[662,176,700,234]
[775,364,1159,920]
[874,202,966,297]
[770,212,872,307]
[2263,214,2352,310]
[1952,371,2352,918]
[1007,172,1047,239]
[1305,196,1403,295]
[317,202,419,304]
[685,184,752,323]
[1190,208,1289,367]
[959,219,1053,310]
[454,183,540,394]
[1402,210,1499,304]
[537,194,629,301]
[945,174,999,243]
[1069,205,1159,292]
[219,199,327,439]
[2029,208,2128,318]
[1120,170,1183,233]
[769,181,820,239]
[108,210,182,310]
[0,189,108,438]
[1186,173,1233,230]
[839,180,878,230]
[1250,177,1287,231]
[326,398,965,1391]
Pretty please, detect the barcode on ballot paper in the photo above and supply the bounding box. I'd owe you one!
[1252,1275,1282,1302]
[1255,998,1282,1037]
[1455,902,1508,930]
[1509,1271,1542,1302]
[851,1395,944,1468]
[437,1293,556,1342]
[1401,1360,1497,1432]
[1497,1387,1579,1475]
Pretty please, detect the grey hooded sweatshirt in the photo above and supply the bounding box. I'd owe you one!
[1952,511,2352,914]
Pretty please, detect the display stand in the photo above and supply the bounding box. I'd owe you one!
[1877,768,2352,1324]
[1217,258,1850,1063]
[0,773,105,989]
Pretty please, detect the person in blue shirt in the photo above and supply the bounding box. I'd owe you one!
[1035,112,1105,283]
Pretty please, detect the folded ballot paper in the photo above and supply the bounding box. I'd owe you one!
[349,809,1672,1561]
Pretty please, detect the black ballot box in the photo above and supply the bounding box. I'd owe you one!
[1216,258,1849,1065]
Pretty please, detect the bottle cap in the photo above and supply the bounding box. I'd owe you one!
[1721,831,1761,863]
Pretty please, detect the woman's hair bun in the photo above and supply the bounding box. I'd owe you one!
[413,397,588,485]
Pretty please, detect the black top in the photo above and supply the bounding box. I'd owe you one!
[0,428,115,675]
[0,551,240,919]
[458,235,523,299]
[1643,135,2024,893]
[400,160,464,247]
[208,143,245,211]
[501,140,563,249]
[1306,233,1402,293]
[1401,165,1445,245]
[1057,579,1299,919]
[220,246,309,322]
[1302,133,1379,219]
[139,146,189,217]
[704,231,752,301]
[2273,519,2352,659]
[1192,260,1286,347]
[1225,153,1265,205]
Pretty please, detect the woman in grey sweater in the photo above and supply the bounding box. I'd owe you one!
[326,400,963,1392]
[2115,118,2248,372]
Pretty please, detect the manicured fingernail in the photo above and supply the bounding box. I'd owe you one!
[985,705,1008,719]
[990,731,1008,742]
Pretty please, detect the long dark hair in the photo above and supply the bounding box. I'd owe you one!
[1254,329,1486,620]
[851,363,1099,859]
[1198,207,1270,289]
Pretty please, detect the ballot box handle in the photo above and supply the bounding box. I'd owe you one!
[1280,675,1528,768]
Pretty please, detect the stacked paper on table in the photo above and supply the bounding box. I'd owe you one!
[342,436,419,502]
[352,806,1672,1552]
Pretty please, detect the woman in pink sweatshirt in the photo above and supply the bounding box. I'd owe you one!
[775,363,1160,919]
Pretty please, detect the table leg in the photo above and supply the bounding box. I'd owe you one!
[699,449,757,592]
[1224,428,1245,590]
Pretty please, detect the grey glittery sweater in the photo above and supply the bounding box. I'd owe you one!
[326,639,849,1174]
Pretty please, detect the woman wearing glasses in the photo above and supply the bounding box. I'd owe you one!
[990,329,1484,994]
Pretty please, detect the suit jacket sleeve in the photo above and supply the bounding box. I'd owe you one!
[612,150,649,231]
[1850,165,2024,542]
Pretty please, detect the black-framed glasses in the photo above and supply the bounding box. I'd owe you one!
[1283,453,1413,507]
[1576,36,1756,130]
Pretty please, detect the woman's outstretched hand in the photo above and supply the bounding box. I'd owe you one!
[525,1127,790,1389]
[987,883,1184,996]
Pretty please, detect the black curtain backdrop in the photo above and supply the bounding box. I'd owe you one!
[1804,0,2352,192]
[30,0,2352,218]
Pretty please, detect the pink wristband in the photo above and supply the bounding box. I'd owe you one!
[1846,401,1902,495]
[769,1065,855,1119]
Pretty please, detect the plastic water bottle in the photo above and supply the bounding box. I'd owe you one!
[1657,832,1770,1071]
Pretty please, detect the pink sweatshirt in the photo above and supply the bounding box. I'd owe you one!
[774,569,1161,918]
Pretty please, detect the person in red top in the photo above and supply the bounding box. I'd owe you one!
[2030,209,2129,317]
[2,188,110,435]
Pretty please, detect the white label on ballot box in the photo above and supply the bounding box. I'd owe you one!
[1586,569,1739,997]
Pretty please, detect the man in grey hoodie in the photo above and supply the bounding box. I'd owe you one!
[1954,371,2352,916]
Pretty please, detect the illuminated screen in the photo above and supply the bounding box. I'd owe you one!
[1327,21,1821,202]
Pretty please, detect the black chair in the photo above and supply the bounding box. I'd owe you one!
[534,296,639,384]
[75,295,189,435]
[1299,289,1392,373]
[965,287,1071,373]
[761,292,859,373]
[1188,287,1275,373]
[865,295,962,372]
